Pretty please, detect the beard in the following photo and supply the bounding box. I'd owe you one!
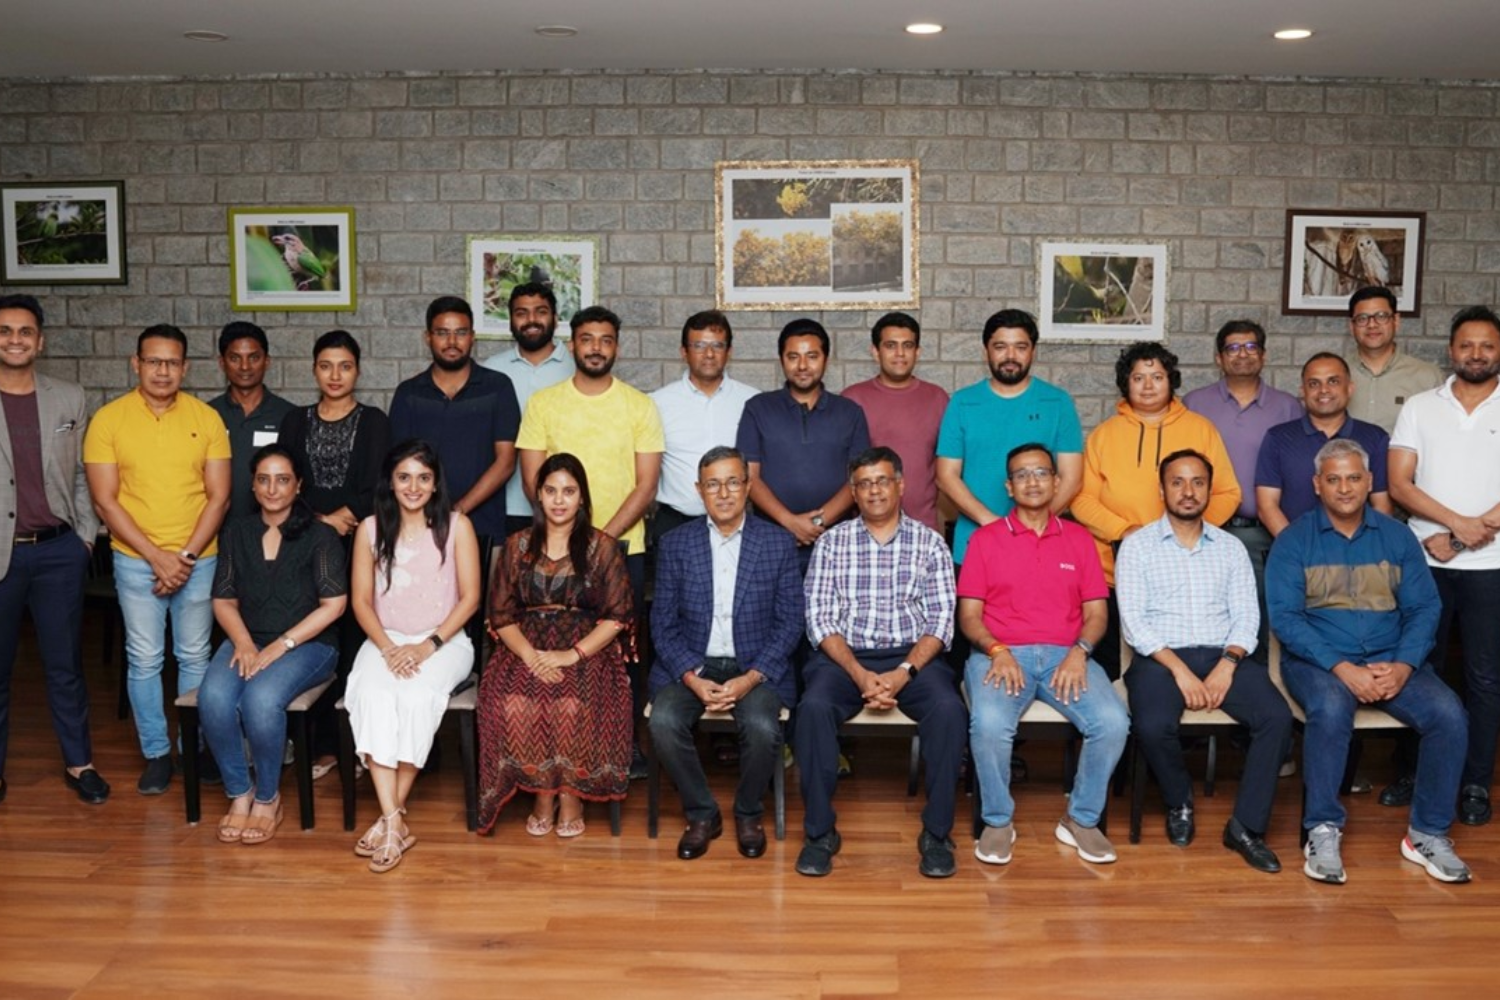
[578,353,615,378]
[990,360,1031,386]
[511,320,556,353]
[1455,360,1500,384]
[431,352,470,372]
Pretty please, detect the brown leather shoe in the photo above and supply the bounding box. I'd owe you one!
[735,815,767,858]
[676,814,723,860]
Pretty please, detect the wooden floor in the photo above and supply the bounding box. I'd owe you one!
[1,617,1496,999]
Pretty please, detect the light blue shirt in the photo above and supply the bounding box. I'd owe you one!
[1117,513,1260,657]
[482,341,575,516]
[706,514,746,658]
[650,371,758,517]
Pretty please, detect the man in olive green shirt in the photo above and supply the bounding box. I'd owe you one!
[1342,286,1443,433]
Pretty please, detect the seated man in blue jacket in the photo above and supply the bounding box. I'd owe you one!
[1268,437,1470,885]
[647,446,804,861]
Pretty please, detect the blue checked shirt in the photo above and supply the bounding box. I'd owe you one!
[1116,513,1260,657]
[804,515,955,651]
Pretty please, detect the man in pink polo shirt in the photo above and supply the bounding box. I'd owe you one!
[957,442,1129,866]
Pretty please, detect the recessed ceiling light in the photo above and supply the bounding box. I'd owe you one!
[183,30,228,43]
[906,23,944,35]
[535,25,579,38]
[1273,28,1313,40]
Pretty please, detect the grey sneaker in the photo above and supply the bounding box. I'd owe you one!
[1401,830,1472,883]
[1055,815,1117,864]
[975,823,1016,865]
[1303,823,1347,884]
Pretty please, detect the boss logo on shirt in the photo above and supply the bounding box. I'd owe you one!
[1059,562,1075,571]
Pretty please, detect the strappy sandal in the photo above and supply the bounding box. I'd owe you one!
[217,804,251,844]
[239,797,284,846]
[369,813,416,874]
[354,814,388,857]
[555,815,586,839]
[526,797,558,836]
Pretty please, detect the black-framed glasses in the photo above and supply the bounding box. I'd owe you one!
[1351,311,1395,328]
[1221,342,1262,356]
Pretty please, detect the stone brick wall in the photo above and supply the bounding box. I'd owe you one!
[2,69,1497,426]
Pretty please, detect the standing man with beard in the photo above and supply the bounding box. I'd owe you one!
[482,283,575,538]
[390,296,521,554]
[1389,305,1500,827]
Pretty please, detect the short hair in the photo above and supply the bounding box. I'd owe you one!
[681,309,733,349]
[138,324,187,355]
[1300,352,1350,379]
[848,445,903,480]
[508,282,557,311]
[1349,285,1397,316]
[218,321,268,356]
[1158,448,1213,488]
[778,318,830,355]
[313,328,361,364]
[1006,442,1055,469]
[982,309,1039,347]
[871,311,920,348]
[1115,341,1181,398]
[1214,319,1265,354]
[1314,437,1369,473]
[697,445,747,476]
[1449,304,1500,342]
[570,305,621,336]
[0,293,43,328]
[426,295,473,328]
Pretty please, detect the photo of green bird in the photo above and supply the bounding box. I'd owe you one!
[271,231,332,290]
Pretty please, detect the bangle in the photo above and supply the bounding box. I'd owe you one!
[1074,638,1095,656]
[572,643,588,662]
[987,642,1008,659]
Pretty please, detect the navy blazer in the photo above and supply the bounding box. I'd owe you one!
[648,514,804,706]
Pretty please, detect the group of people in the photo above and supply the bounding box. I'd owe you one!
[1,281,1497,886]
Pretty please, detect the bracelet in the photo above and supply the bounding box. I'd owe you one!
[572,643,588,662]
[987,642,1008,659]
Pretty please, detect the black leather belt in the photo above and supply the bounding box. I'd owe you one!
[13,523,71,545]
[1226,516,1262,529]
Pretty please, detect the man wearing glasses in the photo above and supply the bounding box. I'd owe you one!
[646,446,803,860]
[1343,286,1442,433]
[649,311,759,544]
[794,446,964,878]
[84,325,231,795]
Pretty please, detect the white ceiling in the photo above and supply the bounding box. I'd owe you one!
[4,0,1500,81]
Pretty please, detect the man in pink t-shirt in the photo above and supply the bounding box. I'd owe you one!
[957,443,1129,867]
[841,312,949,532]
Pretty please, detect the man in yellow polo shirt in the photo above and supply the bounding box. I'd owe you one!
[84,325,231,795]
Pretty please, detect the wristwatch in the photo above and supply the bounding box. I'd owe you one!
[429,632,445,650]
[1450,534,1468,552]
[281,634,296,651]
[179,549,198,563]
[1221,649,1243,665]
[810,513,825,528]
[901,661,919,679]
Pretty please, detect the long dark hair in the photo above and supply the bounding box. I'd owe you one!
[372,439,453,591]
[250,443,316,540]
[529,453,594,572]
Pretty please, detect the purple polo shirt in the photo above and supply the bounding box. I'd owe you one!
[957,513,1107,647]
[1183,379,1302,520]
[1255,413,1390,525]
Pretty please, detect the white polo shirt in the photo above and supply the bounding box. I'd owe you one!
[650,371,758,517]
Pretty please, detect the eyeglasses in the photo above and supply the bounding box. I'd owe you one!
[687,340,728,353]
[138,356,184,371]
[700,477,745,494]
[852,475,898,493]
[1351,311,1395,328]
[1009,468,1055,483]
[429,327,474,339]
[1221,342,1262,356]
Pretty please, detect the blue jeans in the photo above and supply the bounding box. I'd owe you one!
[198,639,337,802]
[966,646,1129,828]
[114,552,217,759]
[1282,655,1467,836]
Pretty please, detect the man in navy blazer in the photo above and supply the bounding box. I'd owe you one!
[648,445,803,860]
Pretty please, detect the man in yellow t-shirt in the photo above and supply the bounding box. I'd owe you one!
[84,325,231,795]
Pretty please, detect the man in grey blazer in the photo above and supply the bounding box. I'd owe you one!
[0,294,107,804]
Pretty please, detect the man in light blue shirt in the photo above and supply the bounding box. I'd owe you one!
[481,282,575,537]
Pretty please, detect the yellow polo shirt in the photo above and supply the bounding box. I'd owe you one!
[517,377,664,554]
[83,389,231,558]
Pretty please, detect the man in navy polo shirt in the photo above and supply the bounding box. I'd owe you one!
[389,296,522,550]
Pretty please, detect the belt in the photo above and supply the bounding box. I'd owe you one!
[13,523,71,545]
[1225,516,1262,530]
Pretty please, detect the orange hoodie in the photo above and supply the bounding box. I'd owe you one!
[1070,397,1242,583]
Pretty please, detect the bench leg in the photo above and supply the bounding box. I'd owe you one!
[459,710,478,833]
[338,706,356,832]
[647,748,660,839]
[290,709,315,830]
[180,705,201,824]
[907,734,921,797]
[608,799,622,837]
[1205,735,1218,798]
[1130,741,1145,845]
[773,756,786,841]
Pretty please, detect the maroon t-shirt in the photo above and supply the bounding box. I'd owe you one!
[841,377,950,532]
[1,390,63,533]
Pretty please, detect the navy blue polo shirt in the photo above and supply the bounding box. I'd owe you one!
[208,389,296,521]
[389,363,521,540]
[736,385,871,516]
[1254,413,1390,524]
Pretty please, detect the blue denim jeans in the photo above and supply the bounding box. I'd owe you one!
[966,645,1129,829]
[1282,655,1467,836]
[198,639,337,802]
[114,552,217,759]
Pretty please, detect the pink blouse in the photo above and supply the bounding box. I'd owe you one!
[363,514,460,635]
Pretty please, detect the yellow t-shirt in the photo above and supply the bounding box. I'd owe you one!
[516,377,665,554]
[83,389,232,558]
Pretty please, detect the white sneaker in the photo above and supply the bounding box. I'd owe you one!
[975,823,1016,865]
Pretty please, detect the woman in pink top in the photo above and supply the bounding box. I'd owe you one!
[345,440,480,873]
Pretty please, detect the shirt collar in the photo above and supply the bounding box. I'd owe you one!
[708,513,747,542]
[1001,511,1062,538]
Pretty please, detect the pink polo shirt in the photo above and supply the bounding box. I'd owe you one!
[956,513,1107,646]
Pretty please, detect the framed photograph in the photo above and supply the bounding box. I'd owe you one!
[228,206,355,312]
[716,159,919,311]
[1283,210,1424,316]
[1038,241,1168,342]
[0,180,127,285]
[467,235,598,338]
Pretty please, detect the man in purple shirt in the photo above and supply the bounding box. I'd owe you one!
[1184,320,1302,652]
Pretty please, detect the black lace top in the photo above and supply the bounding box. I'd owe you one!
[212,517,349,647]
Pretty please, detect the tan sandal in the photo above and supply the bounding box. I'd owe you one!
[369,812,415,873]
[239,798,284,846]
[217,808,250,844]
[354,814,387,857]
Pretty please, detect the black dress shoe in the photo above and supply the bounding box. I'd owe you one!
[1222,817,1281,873]
[676,814,723,860]
[1166,804,1195,846]
[917,829,957,878]
[64,768,111,805]
[1459,785,1492,826]
[735,815,767,858]
[1379,774,1415,807]
[795,829,842,877]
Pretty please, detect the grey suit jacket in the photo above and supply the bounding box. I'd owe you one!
[0,371,99,577]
